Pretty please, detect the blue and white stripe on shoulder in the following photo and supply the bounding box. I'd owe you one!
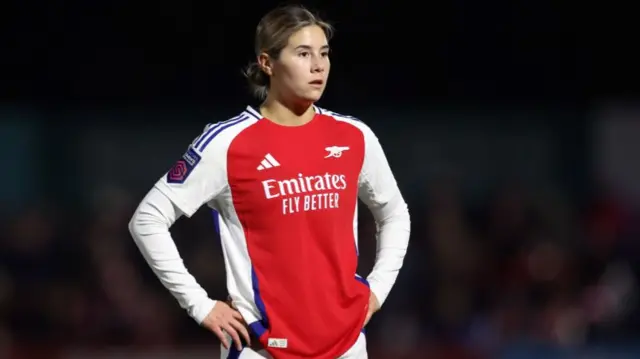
[191,108,260,152]
[316,106,363,123]
[244,105,263,121]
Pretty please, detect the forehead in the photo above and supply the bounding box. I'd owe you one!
[286,25,328,48]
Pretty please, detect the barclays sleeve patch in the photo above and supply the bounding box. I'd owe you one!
[166,147,202,184]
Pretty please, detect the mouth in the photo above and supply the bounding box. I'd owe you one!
[309,80,324,86]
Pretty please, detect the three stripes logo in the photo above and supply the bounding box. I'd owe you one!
[257,153,280,171]
[193,114,251,151]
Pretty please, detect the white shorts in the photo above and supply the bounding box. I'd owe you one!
[220,331,367,359]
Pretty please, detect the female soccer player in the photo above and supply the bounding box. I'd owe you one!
[129,5,410,359]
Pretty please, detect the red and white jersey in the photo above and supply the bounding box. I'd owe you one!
[155,106,409,359]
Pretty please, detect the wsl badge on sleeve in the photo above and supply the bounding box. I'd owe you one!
[167,147,202,184]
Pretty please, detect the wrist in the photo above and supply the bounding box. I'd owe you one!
[190,298,217,324]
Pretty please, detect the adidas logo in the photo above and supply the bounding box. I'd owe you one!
[267,337,288,348]
[257,153,280,171]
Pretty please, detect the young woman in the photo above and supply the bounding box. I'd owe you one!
[129,5,410,359]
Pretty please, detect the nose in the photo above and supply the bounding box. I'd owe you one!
[311,57,325,73]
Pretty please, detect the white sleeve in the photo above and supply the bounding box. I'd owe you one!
[154,138,228,218]
[128,187,216,324]
[129,128,229,324]
[358,126,411,307]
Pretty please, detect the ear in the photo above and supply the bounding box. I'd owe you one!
[258,53,273,77]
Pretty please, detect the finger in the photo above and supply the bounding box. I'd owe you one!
[223,324,243,351]
[230,318,251,346]
[231,310,245,322]
[212,326,230,349]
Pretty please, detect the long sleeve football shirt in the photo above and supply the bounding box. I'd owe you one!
[129,106,410,359]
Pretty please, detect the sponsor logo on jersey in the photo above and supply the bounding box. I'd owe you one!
[261,172,347,215]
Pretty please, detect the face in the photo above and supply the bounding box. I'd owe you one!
[260,25,330,103]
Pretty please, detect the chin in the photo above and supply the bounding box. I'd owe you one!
[301,90,325,102]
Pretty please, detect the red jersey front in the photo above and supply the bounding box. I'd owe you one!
[155,105,408,358]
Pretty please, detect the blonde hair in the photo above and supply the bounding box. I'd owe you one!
[243,5,333,100]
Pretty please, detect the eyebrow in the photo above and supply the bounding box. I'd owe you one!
[295,45,330,51]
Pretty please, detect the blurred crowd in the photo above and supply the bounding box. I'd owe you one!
[1,180,639,359]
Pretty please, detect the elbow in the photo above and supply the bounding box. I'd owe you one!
[404,200,411,220]
[388,198,411,234]
[128,188,176,241]
[398,198,410,218]
[392,195,410,220]
[378,198,411,230]
[128,210,141,240]
[399,202,411,230]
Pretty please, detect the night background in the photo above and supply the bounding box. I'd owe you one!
[4,0,639,358]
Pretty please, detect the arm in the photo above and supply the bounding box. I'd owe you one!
[358,126,411,307]
[128,187,215,323]
[129,141,227,324]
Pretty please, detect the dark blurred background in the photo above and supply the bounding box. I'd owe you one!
[3,0,639,358]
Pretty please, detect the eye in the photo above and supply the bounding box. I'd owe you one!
[321,51,330,57]
[298,51,310,58]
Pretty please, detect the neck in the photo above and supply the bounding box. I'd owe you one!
[260,93,315,127]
